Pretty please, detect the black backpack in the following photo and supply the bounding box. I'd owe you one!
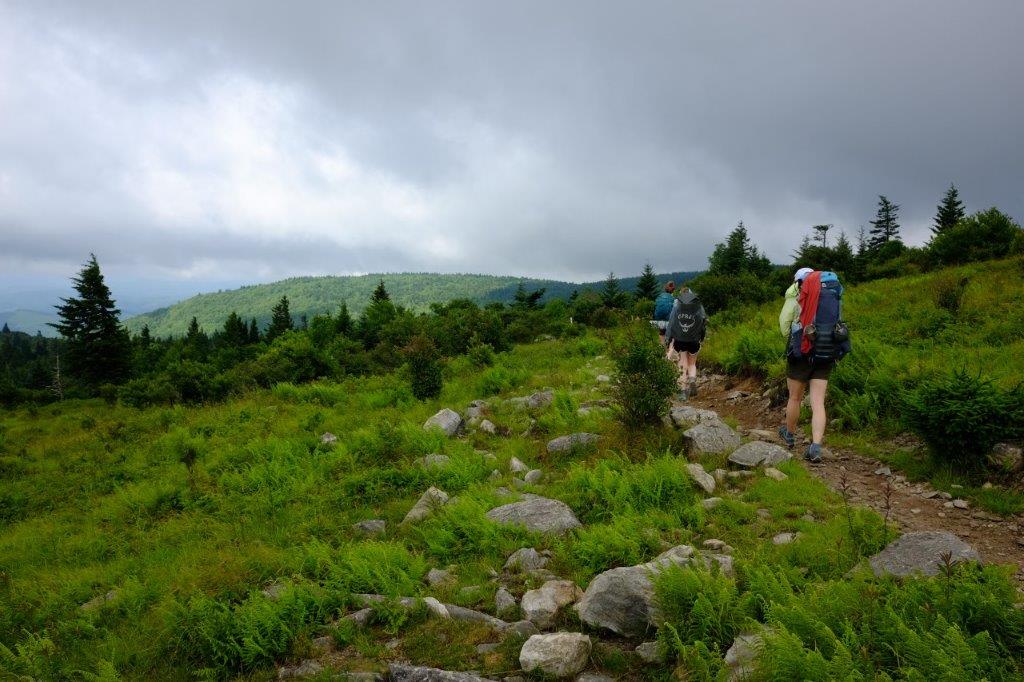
[669,292,707,343]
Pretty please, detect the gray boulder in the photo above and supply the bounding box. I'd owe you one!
[495,586,518,617]
[504,547,549,572]
[486,495,582,535]
[352,519,386,536]
[403,486,450,524]
[388,664,497,682]
[685,462,716,494]
[513,390,554,409]
[524,469,544,484]
[547,433,599,454]
[320,432,338,445]
[427,568,454,586]
[723,632,762,681]
[684,422,741,456]
[424,409,464,436]
[519,633,592,678]
[669,405,722,428]
[278,660,323,679]
[634,640,664,664]
[418,453,451,468]
[521,580,583,629]
[466,400,488,420]
[509,457,530,473]
[728,441,792,468]
[479,419,498,435]
[868,531,981,577]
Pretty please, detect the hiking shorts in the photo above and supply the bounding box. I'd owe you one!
[787,357,834,382]
[671,340,701,354]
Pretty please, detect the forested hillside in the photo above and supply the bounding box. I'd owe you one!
[125,270,699,338]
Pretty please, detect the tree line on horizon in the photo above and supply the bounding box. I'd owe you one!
[1,183,1020,406]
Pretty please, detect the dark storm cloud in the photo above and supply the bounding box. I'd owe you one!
[2,0,1022,286]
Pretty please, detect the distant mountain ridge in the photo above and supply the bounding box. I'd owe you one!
[125,270,700,337]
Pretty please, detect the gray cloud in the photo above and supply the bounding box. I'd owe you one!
[2,0,1022,287]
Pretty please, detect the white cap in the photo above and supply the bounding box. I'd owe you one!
[794,267,813,282]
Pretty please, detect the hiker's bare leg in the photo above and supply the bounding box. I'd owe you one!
[785,379,805,434]
[809,379,828,444]
[686,354,698,379]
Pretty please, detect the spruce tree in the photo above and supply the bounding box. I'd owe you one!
[600,272,624,308]
[812,224,832,248]
[222,312,248,347]
[634,263,659,300]
[50,254,131,387]
[335,302,353,336]
[266,295,294,341]
[248,318,261,344]
[868,195,902,249]
[513,282,545,309]
[139,324,152,348]
[932,183,966,236]
[1,323,9,334]
[371,279,390,303]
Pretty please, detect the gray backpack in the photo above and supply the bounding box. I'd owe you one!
[669,292,706,343]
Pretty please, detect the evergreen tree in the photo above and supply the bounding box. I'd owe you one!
[139,324,152,348]
[185,316,210,358]
[300,314,308,331]
[1,323,9,334]
[600,272,625,308]
[634,263,659,300]
[405,334,443,400]
[932,183,966,236]
[708,222,773,277]
[513,282,545,309]
[371,279,390,303]
[222,312,248,347]
[833,231,855,274]
[248,318,261,344]
[266,296,294,341]
[335,302,353,336]
[812,224,832,247]
[50,254,131,387]
[868,195,902,249]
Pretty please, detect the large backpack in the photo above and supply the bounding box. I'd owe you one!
[653,292,674,321]
[669,292,707,343]
[787,271,851,363]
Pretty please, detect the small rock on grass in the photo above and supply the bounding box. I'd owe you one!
[684,422,742,456]
[504,547,549,572]
[521,580,583,629]
[701,497,723,510]
[389,664,497,681]
[724,632,763,681]
[427,568,454,585]
[547,433,600,454]
[509,457,529,473]
[480,419,498,434]
[320,432,338,445]
[772,532,799,545]
[524,469,544,484]
[634,640,664,664]
[352,519,386,536]
[868,530,981,577]
[423,408,464,437]
[685,462,716,494]
[495,586,518,616]
[278,660,323,679]
[728,441,792,468]
[486,495,582,535]
[763,467,788,481]
[403,486,450,524]
[520,633,591,678]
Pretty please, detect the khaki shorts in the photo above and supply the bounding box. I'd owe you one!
[786,357,834,382]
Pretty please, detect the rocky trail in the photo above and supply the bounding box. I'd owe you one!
[685,372,1024,584]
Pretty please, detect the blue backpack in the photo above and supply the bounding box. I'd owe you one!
[653,292,674,321]
[787,272,851,363]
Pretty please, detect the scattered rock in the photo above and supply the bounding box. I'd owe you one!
[725,390,750,401]
[772,532,799,545]
[952,499,969,509]
[723,632,762,681]
[479,420,497,435]
[511,390,555,409]
[419,453,451,468]
[938,491,953,500]
[684,422,742,456]
[993,443,1023,471]
[342,607,374,627]
[686,462,716,494]
[444,604,508,629]
[920,490,940,499]
[261,582,287,600]
[278,660,323,679]
[746,429,775,441]
[575,675,614,682]
[519,633,592,678]
[701,497,723,511]
[512,478,527,490]
[424,597,451,619]
[487,495,582,535]
[596,374,610,383]
[80,589,118,611]
[489,469,502,481]
[504,620,540,638]
[669,405,722,428]
[524,469,544,484]
[634,640,664,664]
[389,664,497,681]
[756,508,772,520]
[728,441,792,468]
[874,466,892,476]
[712,468,728,484]
[403,486,450,524]
[352,519,386,536]
[427,568,454,586]
[509,457,529,474]
[320,432,338,445]
[702,539,728,551]
[424,409,464,436]
[495,586,518,617]
[476,642,500,655]
[763,467,788,482]
[547,433,600,454]
[466,400,488,419]
[505,547,549,572]
[521,580,583,629]
[868,531,981,577]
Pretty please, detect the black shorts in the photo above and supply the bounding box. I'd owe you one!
[787,357,834,382]
[672,340,701,354]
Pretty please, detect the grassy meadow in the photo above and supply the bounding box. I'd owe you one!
[2,331,1023,680]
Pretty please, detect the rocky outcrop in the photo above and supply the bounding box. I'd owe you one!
[683,422,741,456]
[423,409,463,436]
[669,406,723,428]
[486,495,582,535]
[519,633,591,678]
[521,580,583,629]
[723,632,762,681]
[728,441,792,468]
[388,664,497,681]
[867,531,981,577]
[547,433,599,454]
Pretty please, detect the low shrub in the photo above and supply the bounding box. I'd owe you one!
[902,369,1024,473]
[476,365,528,396]
[610,323,677,427]
[405,334,443,400]
[656,564,749,654]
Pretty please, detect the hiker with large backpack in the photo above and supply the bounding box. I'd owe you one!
[652,281,676,356]
[664,286,707,399]
[778,269,851,463]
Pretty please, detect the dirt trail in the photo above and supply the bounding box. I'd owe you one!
[683,373,1024,583]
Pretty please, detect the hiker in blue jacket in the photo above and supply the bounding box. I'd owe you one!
[652,281,676,356]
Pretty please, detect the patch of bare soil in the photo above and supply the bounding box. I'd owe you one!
[683,373,1024,583]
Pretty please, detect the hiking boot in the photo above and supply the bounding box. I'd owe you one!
[778,426,796,449]
[687,378,698,398]
[804,443,823,464]
[676,389,689,402]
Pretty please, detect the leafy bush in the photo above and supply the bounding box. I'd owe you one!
[404,334,443,400]
[656,564,749,653]
[933,273,971,315]
[466,341,495,367]
[610,323,678,427]
[930,208,1024,266]
[689,272,777,315]
[719,328,781,377]
[902,369,1024,473]
[566,514,665,579]
[476,365,528,396]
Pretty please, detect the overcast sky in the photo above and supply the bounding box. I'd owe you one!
[2,0,1022,292]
